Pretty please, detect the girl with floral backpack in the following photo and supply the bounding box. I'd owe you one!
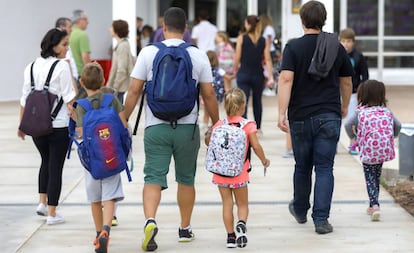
[345,80,401,221]
[205,88,270,248]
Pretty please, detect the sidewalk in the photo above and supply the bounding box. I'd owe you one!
[1,91,414,253]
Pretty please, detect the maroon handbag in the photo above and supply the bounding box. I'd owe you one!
[19,60,63,137]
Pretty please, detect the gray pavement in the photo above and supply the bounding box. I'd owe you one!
[1,87,414,253]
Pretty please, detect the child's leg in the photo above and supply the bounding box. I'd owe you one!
[91,202,103,232]
[218,186,235,233]
[114,202,118,216]
[233,186,249,222]
[94,200,114,252]
[233,186,248,248]
[374,163,383,206]
[102,199,115,228]
[112,202,118,226]
[363,163,381,207]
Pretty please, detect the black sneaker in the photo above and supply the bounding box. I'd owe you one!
[235,221,248,248]
[142,219,158,251]
[315,221,333,234]
[288,201,307,224]
[95,230,109,253]
[178,227,195,242]
[226,232,237,248]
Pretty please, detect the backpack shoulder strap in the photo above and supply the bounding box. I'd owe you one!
[101,93,115,108]
[44,60,60,90]
[178,42,195,50]
[76,98,94,112]
[178,43,194,80]
[30,61,35,91]
[239,119,253,129]
[224,118,251,128]
[152,42,166,50]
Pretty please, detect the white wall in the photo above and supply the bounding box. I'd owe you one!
[1,0,112,102]
[113,0,136,55]
[281,0,304,45]
[136,0,158,35]
[281,0,334,47]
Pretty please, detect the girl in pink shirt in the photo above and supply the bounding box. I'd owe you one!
[215,31,235,92]
[205,88,270,248]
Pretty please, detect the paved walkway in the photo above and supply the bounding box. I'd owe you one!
[1,88,414,253]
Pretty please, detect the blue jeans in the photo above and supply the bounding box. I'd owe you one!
[289,113,341,225]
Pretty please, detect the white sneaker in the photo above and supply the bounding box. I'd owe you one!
[263,87,276,96]
[46,213,65,225]
[36,203,47,216]
[282,150,294,158]
[369,205,381,222]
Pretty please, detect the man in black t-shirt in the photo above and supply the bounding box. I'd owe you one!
[277,0,352,235]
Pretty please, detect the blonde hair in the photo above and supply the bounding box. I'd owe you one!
[224,88,246,116]
[260,14,273,28]
[216,31,231,45]
[81,62,104,90]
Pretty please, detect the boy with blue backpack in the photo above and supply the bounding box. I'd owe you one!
[124,7,219,252]
[73,62,129,253]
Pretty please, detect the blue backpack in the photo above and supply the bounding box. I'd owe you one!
[68,94,132,181]
[146,42,198,128]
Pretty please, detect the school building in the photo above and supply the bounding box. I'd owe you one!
[1,0,413,102]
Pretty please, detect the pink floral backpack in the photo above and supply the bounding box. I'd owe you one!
[357,106,395,164]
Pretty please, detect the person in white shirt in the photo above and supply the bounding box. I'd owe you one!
[191,10,218,52]
[192,10,219,128]
[124,7,219,251]
[18,28,76,226]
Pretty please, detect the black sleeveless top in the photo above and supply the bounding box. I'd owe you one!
[239,34,265,76]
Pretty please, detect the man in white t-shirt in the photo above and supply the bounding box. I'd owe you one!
[124,7,219,252]
[191,10,218,52]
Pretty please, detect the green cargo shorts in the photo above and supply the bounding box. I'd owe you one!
[143,124,200,189]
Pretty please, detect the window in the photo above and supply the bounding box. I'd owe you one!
[258,0,281,37]
[347,0,378,36]
[159,0,188,16]
[194,0,218,25]
[384,40,414,52]
[384,0,414,36]
[385,56,414,68]
[226,0,246,38]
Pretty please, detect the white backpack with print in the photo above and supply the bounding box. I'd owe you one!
[206,119,251,177]
[357,106,395,164]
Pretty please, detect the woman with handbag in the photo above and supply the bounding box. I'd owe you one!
[18,28,76,225]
